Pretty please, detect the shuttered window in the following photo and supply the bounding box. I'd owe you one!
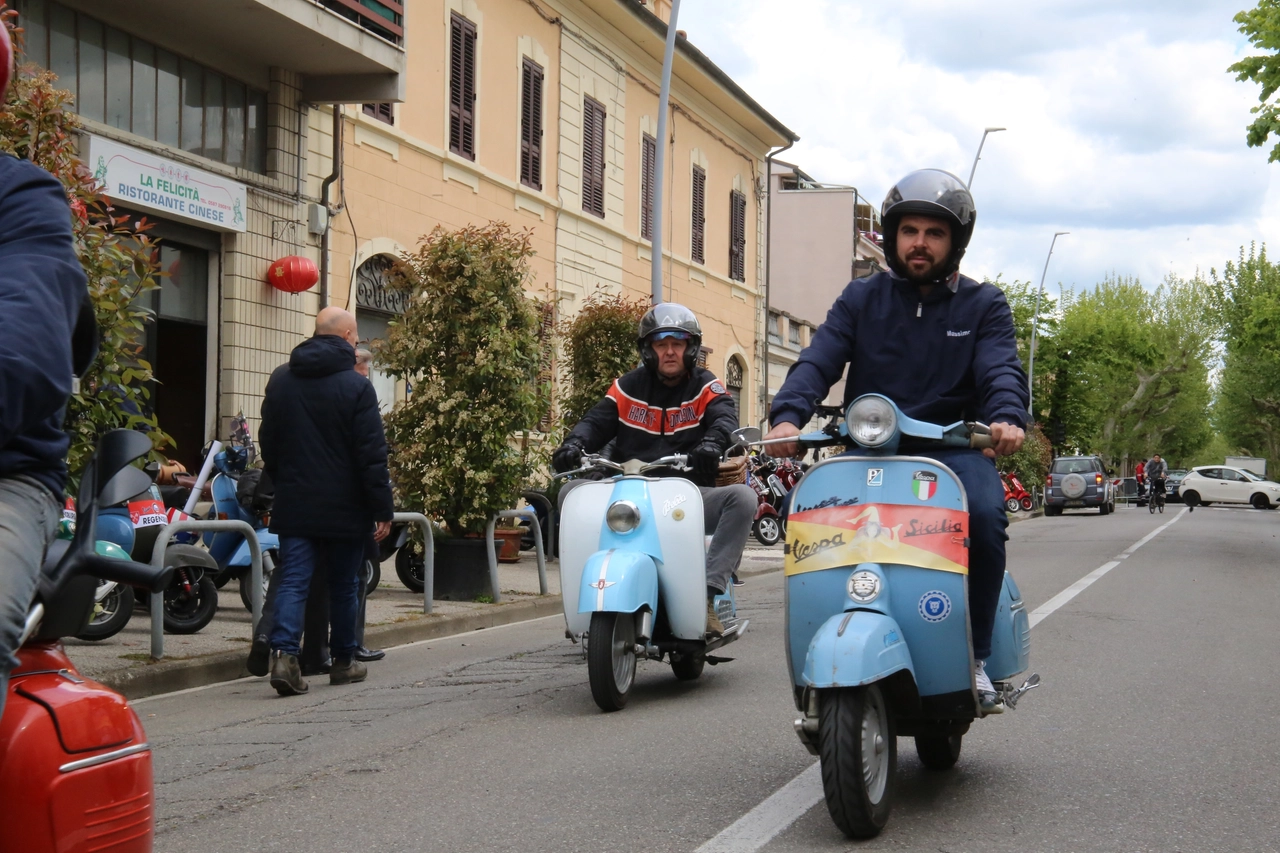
[449,13,477,160]
[363,102,394,124]
[520,58,543,190]
[641,133,656,241]
[729,189,747,282]
[582,97,606,218]
[691,165,706,265]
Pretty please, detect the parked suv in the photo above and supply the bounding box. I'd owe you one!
[1045,455,1115,516]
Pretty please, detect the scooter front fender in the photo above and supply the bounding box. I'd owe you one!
[577,549,658,615]
[803,609,915,689]
[228,529,278,567]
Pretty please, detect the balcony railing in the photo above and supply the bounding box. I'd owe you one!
[317,0,403,45]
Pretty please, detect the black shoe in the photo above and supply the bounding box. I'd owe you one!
[247,635,270,677]
[300,658,332,677]
[354,646,385,662]
[731,574,746,587]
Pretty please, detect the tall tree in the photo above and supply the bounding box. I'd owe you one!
[1228,0,1280,161]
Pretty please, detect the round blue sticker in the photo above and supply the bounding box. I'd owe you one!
[918,590,952,623]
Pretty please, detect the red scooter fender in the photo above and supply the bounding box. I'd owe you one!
[755,501,780,522]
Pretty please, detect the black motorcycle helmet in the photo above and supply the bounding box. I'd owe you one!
[638,302,703,373]
[880,169,976,282]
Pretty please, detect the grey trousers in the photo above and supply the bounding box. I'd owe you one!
[558,480,756,594]
[0,476,60,719]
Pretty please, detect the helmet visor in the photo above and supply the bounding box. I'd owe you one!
[650,331,692,342]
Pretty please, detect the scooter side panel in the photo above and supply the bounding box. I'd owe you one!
[802,610,914,688]
[559,481,613,635]
[883,565,972,697]
[985,571,1031,681]
[647,478,707,640]
[227,529,279,566]
[577,550,659,615]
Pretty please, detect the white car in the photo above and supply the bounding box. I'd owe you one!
[1178,466,1280,510]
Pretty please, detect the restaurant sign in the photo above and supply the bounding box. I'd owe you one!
[87,135,247,233]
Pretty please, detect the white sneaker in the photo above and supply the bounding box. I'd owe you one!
[974,659,1003,714]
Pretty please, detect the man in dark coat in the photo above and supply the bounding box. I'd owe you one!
[259,307,393,695]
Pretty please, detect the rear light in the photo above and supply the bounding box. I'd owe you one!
[1095,473,1104,485]
[1046,474,1053,487]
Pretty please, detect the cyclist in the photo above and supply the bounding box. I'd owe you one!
[1146,454,1167,509]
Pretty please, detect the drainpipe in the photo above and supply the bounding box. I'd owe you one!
[318,104,344,309]
[761,139,794,425]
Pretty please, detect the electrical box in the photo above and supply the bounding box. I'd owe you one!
[307,203,328,235]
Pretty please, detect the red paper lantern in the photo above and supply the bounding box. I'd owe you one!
[266,255,319,293]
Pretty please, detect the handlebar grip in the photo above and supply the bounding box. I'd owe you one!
[969,433,996,450]
[83,554,175,593]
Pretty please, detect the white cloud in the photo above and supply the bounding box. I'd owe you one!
[679,0,1274,288]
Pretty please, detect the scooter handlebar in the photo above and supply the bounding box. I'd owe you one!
[82,553,176,593]
[969,433,996,450]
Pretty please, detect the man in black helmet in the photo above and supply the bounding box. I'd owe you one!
[552,303,755,638]
[764,169,1028,713]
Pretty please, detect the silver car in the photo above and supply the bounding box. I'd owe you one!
[1044,455,1116,516]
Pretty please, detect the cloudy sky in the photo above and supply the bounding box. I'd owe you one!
[679,0,1272,293]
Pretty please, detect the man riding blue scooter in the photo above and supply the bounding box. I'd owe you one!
[764,168,1027,713]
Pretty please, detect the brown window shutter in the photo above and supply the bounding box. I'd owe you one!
[450,14,477,159]
[691,165,706,264]
[641,133,656,241]
[729,190,746,282]
[520,59,543,190]
[583,97,606,218]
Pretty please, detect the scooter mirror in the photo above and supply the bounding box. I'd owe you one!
[731,427,762,446]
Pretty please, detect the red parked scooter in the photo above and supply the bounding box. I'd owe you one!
[0,430,174,853]
[1000,471,1035,512]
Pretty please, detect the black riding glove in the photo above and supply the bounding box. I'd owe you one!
[691,436,725,481]
[552,439,586,474]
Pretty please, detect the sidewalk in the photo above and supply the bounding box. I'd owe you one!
[66,545,786,700]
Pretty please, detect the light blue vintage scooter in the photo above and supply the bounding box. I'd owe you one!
[761,395,1040,838]
[556,435,756,712]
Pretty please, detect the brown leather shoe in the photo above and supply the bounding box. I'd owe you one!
[330,658,368,685]
[706,597,725,639]
[269,651,309,696]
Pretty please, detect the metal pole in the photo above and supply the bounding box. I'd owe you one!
[966,126,1006,188]
[650,0,682,303]
[1028,231,1069,420]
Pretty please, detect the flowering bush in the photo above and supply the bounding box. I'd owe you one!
[557,290,648,429]
[377,223,548,535]
[1,6,169,478]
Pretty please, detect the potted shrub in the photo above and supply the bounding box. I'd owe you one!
[378,223,548,599]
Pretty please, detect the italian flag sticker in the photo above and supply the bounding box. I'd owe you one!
[912,471,938,500]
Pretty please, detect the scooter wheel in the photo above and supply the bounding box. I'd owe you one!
[914,734,962,770]
[364,556,382,596]
[670,653,705,681]
[753,515,782,547]
[1019,496,1034,512]
[1005,497,1021,514]
[164,575,219,634]
[818,685,895,839]
[75,582,135,641]
[395,541,426,593]
[587,611,636,712]
[239,554,276,613]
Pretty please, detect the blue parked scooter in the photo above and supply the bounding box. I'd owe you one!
[763,395,1040,838]
[556,433,757,712]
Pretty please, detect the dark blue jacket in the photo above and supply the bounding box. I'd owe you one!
[0,154,88,497]
[770,271,1029,433]
[259,335,394,538]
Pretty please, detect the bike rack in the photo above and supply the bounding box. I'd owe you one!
[147,519,262,661]
[392,512,435,614]
[484,508,547,604]
[520,490,556,558]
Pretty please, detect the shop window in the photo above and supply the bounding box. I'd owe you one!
[449,13,478,160]
[726,356,745,426]
[15,0,268,173]
[582,97,606,218]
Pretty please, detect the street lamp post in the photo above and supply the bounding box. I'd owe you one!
[649,0,682,303]
[1028,231,1069,421]
[966,127,1006,188]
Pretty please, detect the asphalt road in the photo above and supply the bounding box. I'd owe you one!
[139,504,1280,852]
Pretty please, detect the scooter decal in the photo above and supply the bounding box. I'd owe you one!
[912,471,938,500]
[594,549,616,610]
[867,468,884,486]
[918,590,952,623]
[784,504,968,576]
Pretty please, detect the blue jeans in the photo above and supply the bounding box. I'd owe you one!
[268,536,364,660]
[0,477,60,719]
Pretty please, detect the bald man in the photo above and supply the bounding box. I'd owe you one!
[259,307,393,695]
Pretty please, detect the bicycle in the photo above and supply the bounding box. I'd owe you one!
[1149,478,1166,514]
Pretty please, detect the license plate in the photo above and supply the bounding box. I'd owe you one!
[1065,500,1084,507]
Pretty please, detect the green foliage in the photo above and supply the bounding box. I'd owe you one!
[557,290,649,428]
[997,425,1052,491]
[989,275,1056,420]
[1229,0,1280,162]
[1209,244,1280,473]
[377,223,548,535]
[1,8,170,479]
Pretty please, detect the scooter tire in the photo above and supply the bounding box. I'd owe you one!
[395,541,426,593]
[238,559,276,613]
[818,685,895,839]
[1005,497,1021,514]
[164,575,219,634]
[587,611,635,712]
[75,583,135,641]
[914,734,962,770]
[365,557,382,595]
[1019,496,1034,512]
[753,515,782,547]
[670,653,705,681]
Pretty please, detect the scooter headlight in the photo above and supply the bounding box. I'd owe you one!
[606,500,641,533]
[846,396,898,448]
[847,569,882,604]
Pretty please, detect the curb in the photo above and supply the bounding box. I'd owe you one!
[1008,509,1044,524]
[99,595,565,700]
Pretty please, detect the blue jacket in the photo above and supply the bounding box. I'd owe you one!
[770,271,1029,433]
[0,154,88,497]
[259,335,394,538]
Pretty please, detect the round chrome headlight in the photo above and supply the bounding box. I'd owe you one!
[847,569,882,604]
[606,500,641,533]
[846,396,898,447]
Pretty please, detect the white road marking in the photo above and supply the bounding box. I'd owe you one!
[700,508,1189,852]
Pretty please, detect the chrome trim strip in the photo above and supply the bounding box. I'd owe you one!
[60,743,151,774]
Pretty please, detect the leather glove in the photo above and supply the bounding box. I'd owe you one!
[690,436,725,481]
[552,440,586,474]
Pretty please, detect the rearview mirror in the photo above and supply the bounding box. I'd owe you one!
[731,427,761,446]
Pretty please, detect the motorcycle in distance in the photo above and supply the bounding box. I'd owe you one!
[750,454,802,546]
[757,394,1040,839]
[555,430,758,712]
[0,429,176,852]
[1000,470,1034,513]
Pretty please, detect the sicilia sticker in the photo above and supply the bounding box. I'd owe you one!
[912,470,938,501]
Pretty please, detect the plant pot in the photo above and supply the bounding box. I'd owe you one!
[493,527,522,563]
[433,537,492,601]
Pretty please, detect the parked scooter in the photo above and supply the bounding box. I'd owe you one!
[555,430,757,712]
[748,459,785,546]
[1000,471,1034,512]
[764,395,1039,838]
[0,429,175,852]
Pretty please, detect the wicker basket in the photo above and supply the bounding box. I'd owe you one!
[715,455,748,487]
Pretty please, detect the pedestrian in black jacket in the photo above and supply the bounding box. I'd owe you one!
[259,307,393,695]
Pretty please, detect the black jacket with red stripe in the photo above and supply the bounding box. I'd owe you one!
[567,366,739,487]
